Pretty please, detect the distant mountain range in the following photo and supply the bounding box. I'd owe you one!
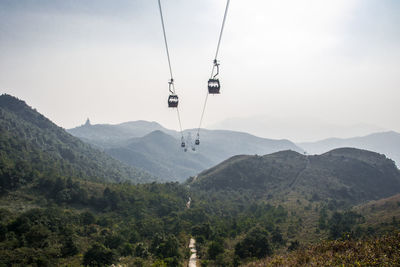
[68,118,400,182]
[299,131,400,166]
[210,115,385,142]
[0,94,156,186]
[192,148,400,204]
[106,130,213,181]
[68,122,303,182]
[68,120,176,148]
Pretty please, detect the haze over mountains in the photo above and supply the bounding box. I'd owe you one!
[68,121,303,181]
[299,131,400,167]
[68,117,400,181]
[211,115,385,142]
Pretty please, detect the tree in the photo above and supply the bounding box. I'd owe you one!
[328,211,363,239]
[120,242,134,257]
[25,225,50,248]
[288,240,300,251]
[152,234,180,259]
[62,236,78,257]
[208,241,224,260]
[271,227,284,246]
[83,243,115,267]
[104,233,124,249]
[81,211,96,225]
[235,226,271,259]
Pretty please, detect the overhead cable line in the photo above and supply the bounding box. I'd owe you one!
[196,0,231,144]
[157,0,185,146]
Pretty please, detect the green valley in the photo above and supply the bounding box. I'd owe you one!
[1,94,400,266]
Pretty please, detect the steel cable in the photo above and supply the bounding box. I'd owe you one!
[158,0,184,137]
[197,0,230,136]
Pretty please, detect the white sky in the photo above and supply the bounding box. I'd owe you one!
[1,0,399,139]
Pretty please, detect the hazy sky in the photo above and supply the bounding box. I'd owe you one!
[1,0,399,140]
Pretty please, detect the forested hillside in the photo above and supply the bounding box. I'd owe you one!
[193,148,400,203]
[0,94,156,187]
[0,179,192,266]
[1,95,400,266]
[185,148,400,266]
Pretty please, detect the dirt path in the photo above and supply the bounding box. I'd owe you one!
[186,197,191,208]
[186,197,197,266]
[188,238,197,267]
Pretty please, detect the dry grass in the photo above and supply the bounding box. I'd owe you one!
[244,232,400,267]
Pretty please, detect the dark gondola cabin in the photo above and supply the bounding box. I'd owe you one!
[195,139,200,145]
[168,94,179,108]
[208,78,220,94]
[181,138,186,148]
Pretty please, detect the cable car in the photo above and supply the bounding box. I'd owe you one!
[168,94,178,108]
[208,59,221,94]
[208,79,220,94]
[195,133,200,145]
[181,136,185,148]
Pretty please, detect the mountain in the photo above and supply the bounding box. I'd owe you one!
[67,120,175,148]
[210,115,385,142]
[69,122,303,181]
[0,94,156,188]
[1,95,399,266]
[192,148,400,204]
[106,130,213,181]
[299,131,400,166]
[183,129,303,164]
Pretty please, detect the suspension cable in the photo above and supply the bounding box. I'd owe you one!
[158,0,184,138]
[197,92,209,132]
[197,0,230,136]
[176,107,184,134]
[158,0,174,83]
[214,0,230,65]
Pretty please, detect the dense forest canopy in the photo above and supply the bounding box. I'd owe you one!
[1,94,400,266]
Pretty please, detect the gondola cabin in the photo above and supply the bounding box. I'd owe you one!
[208,79,220,94]
[168,94,179,108]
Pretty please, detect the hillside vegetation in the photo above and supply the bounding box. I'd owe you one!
[0,94,156,187]
[0,179,191,266]
[187,149,400,266]
[1,94,400,266]
[245,232,400,267]
[193,149,400,204]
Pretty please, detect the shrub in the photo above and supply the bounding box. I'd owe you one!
[235,226,272,259]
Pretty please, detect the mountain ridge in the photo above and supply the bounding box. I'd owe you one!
[68,121,303,181]
[0,94,157,186]
[192,147,400,204]
[299,131,400,166]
